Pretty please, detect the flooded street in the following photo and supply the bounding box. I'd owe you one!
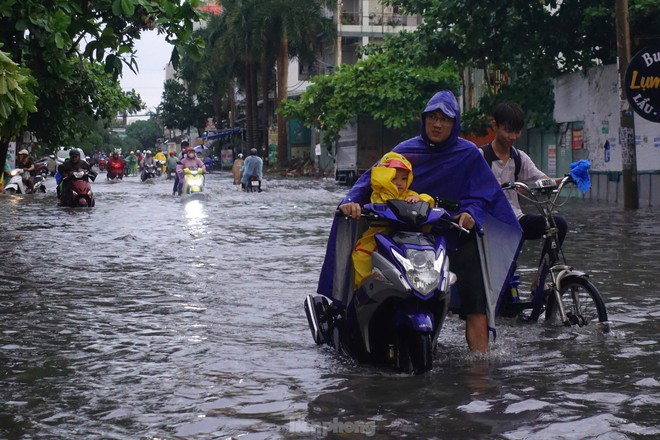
[1,171,658,439]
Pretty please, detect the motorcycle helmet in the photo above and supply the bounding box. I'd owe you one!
[185,147,194,153]
[237,153,243,159]
[146,150,152,155]
[169,151,175,156]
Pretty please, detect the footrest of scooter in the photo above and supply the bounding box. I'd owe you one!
[304,295,330,345]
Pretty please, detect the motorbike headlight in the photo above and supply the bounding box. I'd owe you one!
[9,169,20,177]
[392,248,442,295]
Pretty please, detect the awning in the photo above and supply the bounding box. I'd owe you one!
[199,127,241,141]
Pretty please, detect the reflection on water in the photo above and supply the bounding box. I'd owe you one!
[0,174,658,439]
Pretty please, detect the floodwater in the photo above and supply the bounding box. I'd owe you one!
[0,171,658,439]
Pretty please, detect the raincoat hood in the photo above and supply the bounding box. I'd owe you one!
[420,90,462,148]
[370,152,413,202]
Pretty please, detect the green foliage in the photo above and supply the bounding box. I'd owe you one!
[125,119,164,148]
[158,79,194,132]
[0,49,37,141]
[0,0,205,147]
[279,45,459,142]
[384,0,659,134]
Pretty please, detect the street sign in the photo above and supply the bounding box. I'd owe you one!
[624,45,660,123]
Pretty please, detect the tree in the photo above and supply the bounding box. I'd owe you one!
[210,0,335,163]
[259,0,336,163]
[383,0,660,133]
[279,36,459,142]
[0,49,37,142]
[158,79,195,135]
[125,119,164,149]
[0,0,205,166]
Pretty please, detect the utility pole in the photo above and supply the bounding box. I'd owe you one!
[615,0,639,209]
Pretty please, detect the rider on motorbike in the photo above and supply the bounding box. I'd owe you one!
[240,148,263,192]
[58,149,95,205]
[141,150,155,168]
[15,149,36,193]
[166,151,178,179]
[175,147,205,195]
[107,150,125,178]
[154,148,167,172]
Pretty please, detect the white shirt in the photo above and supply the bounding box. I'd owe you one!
[482,148,546,219]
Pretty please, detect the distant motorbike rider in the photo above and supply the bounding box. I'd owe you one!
[175,147,205,195]
[107,151,125,177]
[241,148,263,192]
[58,149,95,205]
[166,151,178,180]
[140,150,155,169]
[172,141,189,195]
[154,148,167,172]
[127,151,138,176]
[15,149,36,193]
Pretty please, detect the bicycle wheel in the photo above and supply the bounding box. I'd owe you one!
[545,275,608,326]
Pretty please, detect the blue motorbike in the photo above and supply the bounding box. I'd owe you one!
[305,199,463,374]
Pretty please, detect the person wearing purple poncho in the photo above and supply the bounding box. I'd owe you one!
[317,90,522,352]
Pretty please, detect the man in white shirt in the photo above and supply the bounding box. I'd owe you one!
[480,102,568,260]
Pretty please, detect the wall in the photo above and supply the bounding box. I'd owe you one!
[553,64,660,205]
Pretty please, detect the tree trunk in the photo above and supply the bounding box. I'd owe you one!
[245,62,257,149]
[276,35,289,165]
[261,62,271,154]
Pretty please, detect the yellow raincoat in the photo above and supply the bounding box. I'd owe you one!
[352,152,434,289]
[154,150,167,172]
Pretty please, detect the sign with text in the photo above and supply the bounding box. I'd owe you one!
[624,46,660,123]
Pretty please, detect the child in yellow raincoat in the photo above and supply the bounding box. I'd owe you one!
[352,152,435,289]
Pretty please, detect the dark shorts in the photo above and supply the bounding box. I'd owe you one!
[450,232,487,317]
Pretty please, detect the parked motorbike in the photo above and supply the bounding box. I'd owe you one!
[181,167,205,196]
[60,169,96,207]
[141,163,158,182]
[107,162,124,182]
[3,168,47,194]
[304,199,462,374]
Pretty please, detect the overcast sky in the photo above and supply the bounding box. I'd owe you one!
[119,31,173,114]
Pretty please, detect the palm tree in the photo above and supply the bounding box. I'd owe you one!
[259,0,336,164]
[207,0,335,161]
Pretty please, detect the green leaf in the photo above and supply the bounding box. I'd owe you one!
[112,0,122,16]
[121,0,136,16]
[54,33,64,49]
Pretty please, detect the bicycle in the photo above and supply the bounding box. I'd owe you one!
[499,176,608,327]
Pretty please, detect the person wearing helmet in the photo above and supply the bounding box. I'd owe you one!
[174,145,205,195]
[140,150,155,169]
[154,148,167,173]
[15,149,36,192]
[231,152,245,185]
[172,141,188,195]
[57,149,95,205]
[166,150,178,180]
[107,150,126,180]
[240,148,263,192]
